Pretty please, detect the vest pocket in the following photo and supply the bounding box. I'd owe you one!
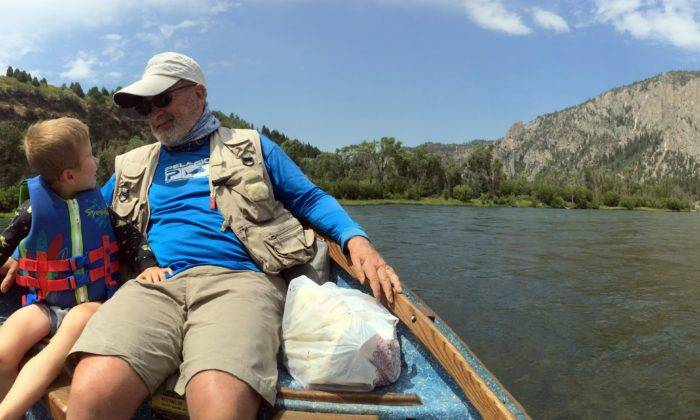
[242,215,315,274]
[214,165,275,222]
[114,163,147,225]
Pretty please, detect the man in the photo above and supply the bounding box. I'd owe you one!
[63,52,402,419]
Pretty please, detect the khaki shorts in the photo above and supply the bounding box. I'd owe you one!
[68,265,286,405]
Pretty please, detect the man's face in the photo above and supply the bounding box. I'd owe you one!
[147,81,206,146]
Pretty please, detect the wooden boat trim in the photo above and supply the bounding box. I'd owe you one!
[277,388,421,406]
[272,411,379,419]
[324,237,529,420]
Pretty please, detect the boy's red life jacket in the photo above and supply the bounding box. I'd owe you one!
[16,176,120,308]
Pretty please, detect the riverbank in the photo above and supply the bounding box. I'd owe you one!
[338,198,690,212]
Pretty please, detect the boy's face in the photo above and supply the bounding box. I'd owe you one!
[68,139,99,192]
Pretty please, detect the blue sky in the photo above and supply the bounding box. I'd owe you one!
[1,0,699,151]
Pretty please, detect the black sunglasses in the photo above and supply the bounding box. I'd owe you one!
[134,83,197,116]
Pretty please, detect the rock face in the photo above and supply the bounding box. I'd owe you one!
[494,71,700,182]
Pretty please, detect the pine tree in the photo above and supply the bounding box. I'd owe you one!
[5,66,13,77]
[32,77,39,87]
[40,78,47,85]
[87,86,101,99]
[70,82,85,98]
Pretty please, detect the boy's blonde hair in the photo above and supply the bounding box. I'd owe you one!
[23,117,90,182]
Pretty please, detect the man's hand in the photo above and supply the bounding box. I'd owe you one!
[0,257,18,293]
[346,236,402,304]
[137,266,173,284]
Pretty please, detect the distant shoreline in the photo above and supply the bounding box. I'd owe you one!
[0,202,691,221]
[338,198,691,212]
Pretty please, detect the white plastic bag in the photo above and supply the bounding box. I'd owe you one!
[282,275,401,391]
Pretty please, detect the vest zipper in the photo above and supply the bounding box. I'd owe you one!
[67,199,88,303]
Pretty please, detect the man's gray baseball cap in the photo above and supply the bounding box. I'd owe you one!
[113,52,205,108]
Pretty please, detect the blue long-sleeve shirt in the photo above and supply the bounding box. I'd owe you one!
[102,134,366,274]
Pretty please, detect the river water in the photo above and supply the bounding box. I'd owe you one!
[345,205,699,419]
[1,206,698,418]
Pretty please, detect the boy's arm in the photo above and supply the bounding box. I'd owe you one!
[0,200,32,292]
[108,208,159,272]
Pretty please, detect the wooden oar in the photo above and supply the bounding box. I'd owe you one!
[324,237,528,420]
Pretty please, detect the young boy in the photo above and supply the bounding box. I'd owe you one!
[0,117,169,419]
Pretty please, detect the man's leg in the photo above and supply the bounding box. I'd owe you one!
[185,370,260,420]
[176,267,287,417]
[65,277,188,418]
[67,355,148,420]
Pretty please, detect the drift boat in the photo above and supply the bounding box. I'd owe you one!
[0,239,528,419]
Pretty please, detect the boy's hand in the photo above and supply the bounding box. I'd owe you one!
[0,257,18,293]
[137,267,172,284]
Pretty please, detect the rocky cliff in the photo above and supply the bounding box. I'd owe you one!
[494,71,700,182]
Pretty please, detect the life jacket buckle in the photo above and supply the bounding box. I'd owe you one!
[71,255,87,270]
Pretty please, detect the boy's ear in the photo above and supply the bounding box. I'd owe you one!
[59,168,76,184]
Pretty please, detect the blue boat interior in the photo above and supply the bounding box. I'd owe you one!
[272,265,480,419]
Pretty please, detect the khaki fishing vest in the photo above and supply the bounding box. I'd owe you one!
[111,127,315,275]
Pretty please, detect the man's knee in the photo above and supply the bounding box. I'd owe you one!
[186,370,261,419]
[68,354,148,418]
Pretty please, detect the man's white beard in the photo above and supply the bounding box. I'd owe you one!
[151,125,185,147]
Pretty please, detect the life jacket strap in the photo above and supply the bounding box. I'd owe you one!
[88,261,120,286]
[102,236,114,286]
[17,240,120,296]
[18,255,87,272]
[87,239,119,264]
[16,273,78,293]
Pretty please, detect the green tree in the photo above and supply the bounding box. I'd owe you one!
[602,191,620,207]
[465,145,505,196]
[5,66,13,77]
[70,82,85,97]
[87,86,102,100]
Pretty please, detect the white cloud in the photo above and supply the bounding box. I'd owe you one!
[139,19,209,48]
[532,8,570,32]
[0,32,39,65]
[104,33,123,42]
[0,0,232,61]
[60,52,97,80]
[102,33,128,62]
[595,0,700,51]
[159,20,206,38]
[106,71,123,79]
[465,0,532,35]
